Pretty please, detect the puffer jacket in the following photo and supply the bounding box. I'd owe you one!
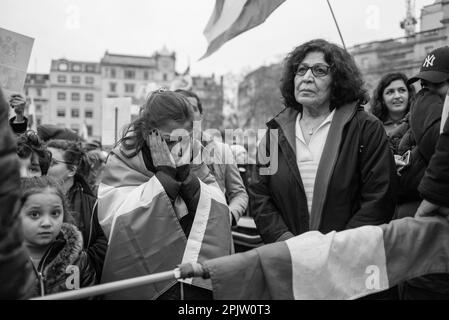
[30,223,96,297]
[0,88,36,299]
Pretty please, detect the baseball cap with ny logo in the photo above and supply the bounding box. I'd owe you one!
[408,46,449,85]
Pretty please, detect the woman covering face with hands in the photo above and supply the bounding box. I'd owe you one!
[98,90,232,300]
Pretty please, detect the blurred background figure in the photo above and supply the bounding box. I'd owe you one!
[37,124,83,142]
[16,130,52,178]
[45,139,107,282]
[0,87,36,299]
[176,89,248,226]
[370,72,415,136]
[9,93,28,136]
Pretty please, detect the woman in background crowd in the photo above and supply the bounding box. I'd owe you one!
[46,139,107,282]
[370,72,415,136]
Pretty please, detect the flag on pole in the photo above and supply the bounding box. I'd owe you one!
[204,216,449,300]
[27,96,37,132]
[80,121,89,140]
[201,0,287,59]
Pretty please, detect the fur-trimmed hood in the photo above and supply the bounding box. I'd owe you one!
[32,223,86,295]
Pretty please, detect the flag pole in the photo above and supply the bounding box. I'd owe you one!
[326,0,346,50]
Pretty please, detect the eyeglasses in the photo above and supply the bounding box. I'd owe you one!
[50,158,74,166]
[295,63,331,78]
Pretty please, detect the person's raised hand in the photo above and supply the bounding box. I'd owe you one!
[146,130,176,170]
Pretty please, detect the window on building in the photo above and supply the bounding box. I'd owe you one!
[110,68,116,78]
[71,108,80,118]
[85,109,93,118]
[57,75,67,83]
[57,92,66,100]
[163,73,168,81]
[71,92,80,101]
[72,64,81,72]
[72,75,81,84]
[85,93,94,102]
[124,70,135,79]
[85,65,96,73]
[36,117,42,126]
[35,104,42,113]
[144,71,149,80]
[57,109,66,117]
[110,82,117,92]
[87,125,93,136]
[85,76,94,85]
[125,83,135,93]
[36,88,42,97]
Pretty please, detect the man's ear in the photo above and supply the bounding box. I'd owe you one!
[68,166,77,178]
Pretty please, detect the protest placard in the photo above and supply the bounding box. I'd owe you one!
[0,27,34,95]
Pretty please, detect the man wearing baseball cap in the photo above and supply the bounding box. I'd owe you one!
[398,46,449,300]
[408,46,449,98]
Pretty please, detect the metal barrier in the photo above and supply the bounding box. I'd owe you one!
[32,262,207,300]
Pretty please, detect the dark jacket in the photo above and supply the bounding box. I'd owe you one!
[30,223,96,297]
[419,117,449,208]
[68,174,107,282]
[0,89,35,299]
[396,89,443,204]
[250,103,397,244]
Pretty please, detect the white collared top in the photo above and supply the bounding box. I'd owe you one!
[295,110,335,215]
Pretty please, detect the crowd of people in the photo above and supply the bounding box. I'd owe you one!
[0,39,449,300]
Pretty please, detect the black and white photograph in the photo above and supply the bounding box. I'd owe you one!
[1,0,449,308]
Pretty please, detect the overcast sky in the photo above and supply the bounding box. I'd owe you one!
[0,0,435,77]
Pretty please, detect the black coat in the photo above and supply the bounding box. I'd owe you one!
[419,118,449,207]
[0,89,35,299]
[250,103,397,244]
[68,174,107,282]
[396,89,443,203]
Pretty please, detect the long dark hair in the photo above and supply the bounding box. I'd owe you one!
[280,39,369,112]
[371,72,415,122]
[119,90,194,158]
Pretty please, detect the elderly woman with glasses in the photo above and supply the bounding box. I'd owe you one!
[250,39,397,246]
[98,90,232,300]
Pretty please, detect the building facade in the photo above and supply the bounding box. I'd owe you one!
[24,73,50,127]
[49,59,102,139]
[22,47,225,142]
[100,47,176,106]
[192,74,224,131]
[349,0,449,97]
[237,63,283,131]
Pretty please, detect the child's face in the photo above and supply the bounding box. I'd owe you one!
[20,189,64,248]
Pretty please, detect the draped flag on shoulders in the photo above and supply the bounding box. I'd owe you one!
[98,145,232,299]
[204,216,449,300]
[201,0,287,59]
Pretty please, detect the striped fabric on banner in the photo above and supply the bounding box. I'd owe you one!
[201,0,287,59]
[204,216,449,300]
